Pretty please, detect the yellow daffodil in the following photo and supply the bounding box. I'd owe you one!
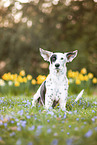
[81,68,87,74]
[68,70,73,78]
[23,77,27,83]
[92,78,97,84]
[10,74,17,81]
[68,70,79,78]
[83,75,88,81]
[78,74,84,81]
[88,73,93,79]
[17,76,23,83]
[75,79,81,85]
[2,73,10,81]
[37,75,46,84]
[14,81,20,87]
[19,70,25,76]
[27,75,32,80]
[31,79,36,85]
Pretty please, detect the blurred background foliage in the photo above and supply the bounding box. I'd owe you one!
[0,0,97,77]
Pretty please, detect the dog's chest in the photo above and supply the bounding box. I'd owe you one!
[46,74,68,101]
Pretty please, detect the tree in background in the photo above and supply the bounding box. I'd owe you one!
[0,0,97,77]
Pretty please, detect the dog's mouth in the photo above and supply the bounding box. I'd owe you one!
[55,68,60,73]
[55,67,60,70]
[56,69,59,73]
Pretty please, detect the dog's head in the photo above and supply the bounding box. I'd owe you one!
[40,48,78,73]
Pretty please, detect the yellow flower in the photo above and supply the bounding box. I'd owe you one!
[69,71,79,79]
[75,79,81,85]
[78,74,84,81]
[17,76,23,83]
[2,73,10,81]
[19,70,25,76]
[68,70,78,78]
[2,73,18,81]
[88,73,93,79]
[72,72,76,78]
[31,79,36,85]
[14,81,20,87]
[2,73,7,80]
[68,70,73,78]
[83,75,88,81]
[92,78,97,84]
[27,75,32,80]
[11,74,17,81]
[81,68,87,74]
[37,75,46,84]
[23,77,27,83]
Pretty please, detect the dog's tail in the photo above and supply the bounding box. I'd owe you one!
[73,89,84,103]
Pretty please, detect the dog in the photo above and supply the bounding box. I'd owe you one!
[32,48,84,111]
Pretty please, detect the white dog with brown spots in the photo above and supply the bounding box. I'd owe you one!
[32,48,84,111]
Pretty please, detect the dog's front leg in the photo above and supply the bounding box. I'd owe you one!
[59,90,68,112]
[45,93,53,110]
[32,87,41,106]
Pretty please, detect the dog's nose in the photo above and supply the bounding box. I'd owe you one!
[55,63,60,68]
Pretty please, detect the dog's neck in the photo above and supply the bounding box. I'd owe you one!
[49,66,67,81]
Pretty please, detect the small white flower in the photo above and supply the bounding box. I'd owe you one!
[8,81,13,86]
[0,79,5,86]
[69,78,73,83]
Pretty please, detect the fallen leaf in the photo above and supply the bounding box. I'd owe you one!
[0,140,5,144]
[10,126,17,131]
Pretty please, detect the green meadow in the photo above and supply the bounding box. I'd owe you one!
[0,93,97,145]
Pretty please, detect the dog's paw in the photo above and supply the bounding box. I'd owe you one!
[65,110,69,114]
[32,100,36,107]
[42,110,46,113]
[62,109,69,114]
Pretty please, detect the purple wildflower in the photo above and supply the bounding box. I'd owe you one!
[91,118,95,122]
[10,132,15,136]
[47,120,50,122]
[68,111,72,114]
[69,125,71,128]
[63,114,66,119]
[92,110,95,113]
[16,139,21,145]
[85,130,93,138]
[37,125,43,129]
[76,118,79,121]
[47,110,54,116]
[28,125,35,131]
[17,126,21,131]
[66,138,73,145]
[28,142,33,145]
[47,128,52,133]
[51,139,58,145]
[94,127,97,131]
[26,116,31,119]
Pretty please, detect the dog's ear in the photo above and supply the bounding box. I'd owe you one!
[66,50,78,62]
[39,48,53,62]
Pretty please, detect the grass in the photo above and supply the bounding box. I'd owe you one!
[0,94,97,145]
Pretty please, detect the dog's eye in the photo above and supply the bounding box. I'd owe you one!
[52,57,56,61]
[50,54,57,63]
[61,57,64,60]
